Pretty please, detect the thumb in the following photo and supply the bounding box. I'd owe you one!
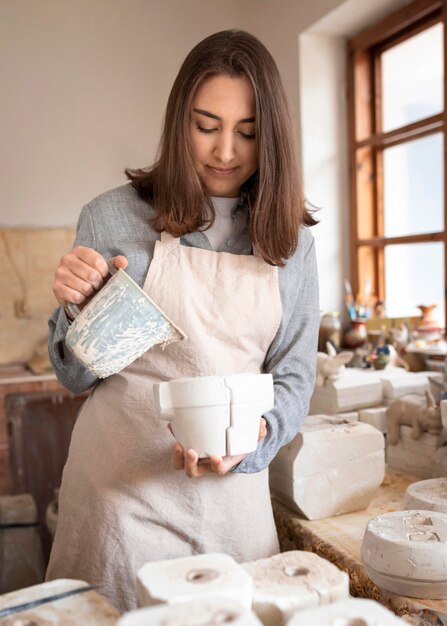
[109,255,128,270]
[258,417,267,442]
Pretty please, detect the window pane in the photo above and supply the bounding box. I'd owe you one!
[385,242,444,320]
[382,23,443,132]
[383,133,444,238]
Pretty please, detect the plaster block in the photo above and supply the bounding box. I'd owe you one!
[386,426,444,479]
[242,551,349,626]
[358,406,388,433]
[309,369,382,414]
[137,553,253,609]
[117,599,262,626]
[434,445,447,477]
[362,510,447,598]
[0,579,120,623]
[270,416,385,520]
[287,598,406,625]
[404,478,447,514]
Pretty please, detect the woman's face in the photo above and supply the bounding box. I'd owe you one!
[189,74,258,198]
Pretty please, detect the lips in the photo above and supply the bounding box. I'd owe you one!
[207,166,238,175]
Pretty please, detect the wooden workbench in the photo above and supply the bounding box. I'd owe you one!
[273,469,447,624]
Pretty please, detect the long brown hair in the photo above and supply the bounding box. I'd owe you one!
[126,29,317,266]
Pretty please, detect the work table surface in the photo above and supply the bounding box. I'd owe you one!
[273,468,447,624]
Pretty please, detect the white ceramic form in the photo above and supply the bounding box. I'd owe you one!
[243,551,349,626]
[270,415,385,520]
[137,553,253,609]
[309,369,382,414]
[404,478,447,514]
[66,268,186,378]
[153,373,274,457]
[117,598,262,626]
[286,598,406,626]
[361,510,447,598]
[0,578,120,624]
[358,406,388,433]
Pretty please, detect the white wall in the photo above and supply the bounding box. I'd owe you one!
[0,0,242,226]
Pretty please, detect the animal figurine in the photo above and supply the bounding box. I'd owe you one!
[388,390,442,445]
[316,342,353,387]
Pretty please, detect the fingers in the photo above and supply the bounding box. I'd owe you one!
[110,255,128,271]
[52,246,128,310]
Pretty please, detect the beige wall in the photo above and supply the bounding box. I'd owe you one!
[0,0,244,227]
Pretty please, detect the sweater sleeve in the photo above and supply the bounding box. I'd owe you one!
[47,205,99,394]
[232,229,320,474]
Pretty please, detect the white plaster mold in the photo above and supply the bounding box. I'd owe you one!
[136,553,253,609]
[0,578,119,624]
[269,415,385,520]
[66,268,186,378]
[358,406,388,433]
[404,478,447,514]
[361,510,447,598]
[242,551,349,626]
[117,598,262,626]
[153,373,274,458]
[286,598,406,625]
[309,369,382,414]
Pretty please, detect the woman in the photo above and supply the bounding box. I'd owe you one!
[46,29,319,611]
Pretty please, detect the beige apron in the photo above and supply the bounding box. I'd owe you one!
[47,232,282,612]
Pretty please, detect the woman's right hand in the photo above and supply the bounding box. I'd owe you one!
[52,245,128,315]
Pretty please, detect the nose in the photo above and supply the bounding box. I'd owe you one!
[213,131,235,164]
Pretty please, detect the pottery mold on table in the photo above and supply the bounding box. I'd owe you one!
[65,268,186,378]
[242,550,349,626]
[286,598,406,625]
[361,509,447,598]
[358,406,388,433]
[136,553,253,609]
[404,477,447,514]
[153,373,274,458]
[270,415,385,520]
[309,369,382,414]
[117,598,263,626]
[386,425,444,479]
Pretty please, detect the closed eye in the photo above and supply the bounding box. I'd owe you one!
[196,124,216,134]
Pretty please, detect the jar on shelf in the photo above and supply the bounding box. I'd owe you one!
[343,319,368,349]
[318,312,341,352]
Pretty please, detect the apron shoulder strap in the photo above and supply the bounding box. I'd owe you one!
[160,232,180,248]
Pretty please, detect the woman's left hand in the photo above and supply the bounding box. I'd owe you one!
[172,418,267,478]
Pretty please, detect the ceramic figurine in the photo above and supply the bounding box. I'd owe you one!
[390,322,409,353]
[387,391,442,446]
[315,342,353,387]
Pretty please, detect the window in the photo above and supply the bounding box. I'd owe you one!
[347,0,446,324]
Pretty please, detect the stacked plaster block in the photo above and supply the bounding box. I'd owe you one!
[358,406,388,433]
[386,426,444,478]
[270,415,385,520]
[242,551,349,626]
[137,554,253,609]
[309,369,382,414]
[0,579,120,624]
[117,599,262,626]
[286,598,406,625]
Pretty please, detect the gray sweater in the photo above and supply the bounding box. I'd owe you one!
[48,184,319,473]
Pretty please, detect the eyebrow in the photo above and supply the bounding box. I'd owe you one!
[193,108,255,124]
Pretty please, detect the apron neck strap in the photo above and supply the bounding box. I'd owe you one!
[160,232,180,247]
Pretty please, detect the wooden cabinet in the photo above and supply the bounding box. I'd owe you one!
[0,369,88,558]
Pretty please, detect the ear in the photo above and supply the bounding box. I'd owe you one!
[326,341,336,357]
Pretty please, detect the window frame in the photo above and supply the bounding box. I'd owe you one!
[347,0,446,325]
